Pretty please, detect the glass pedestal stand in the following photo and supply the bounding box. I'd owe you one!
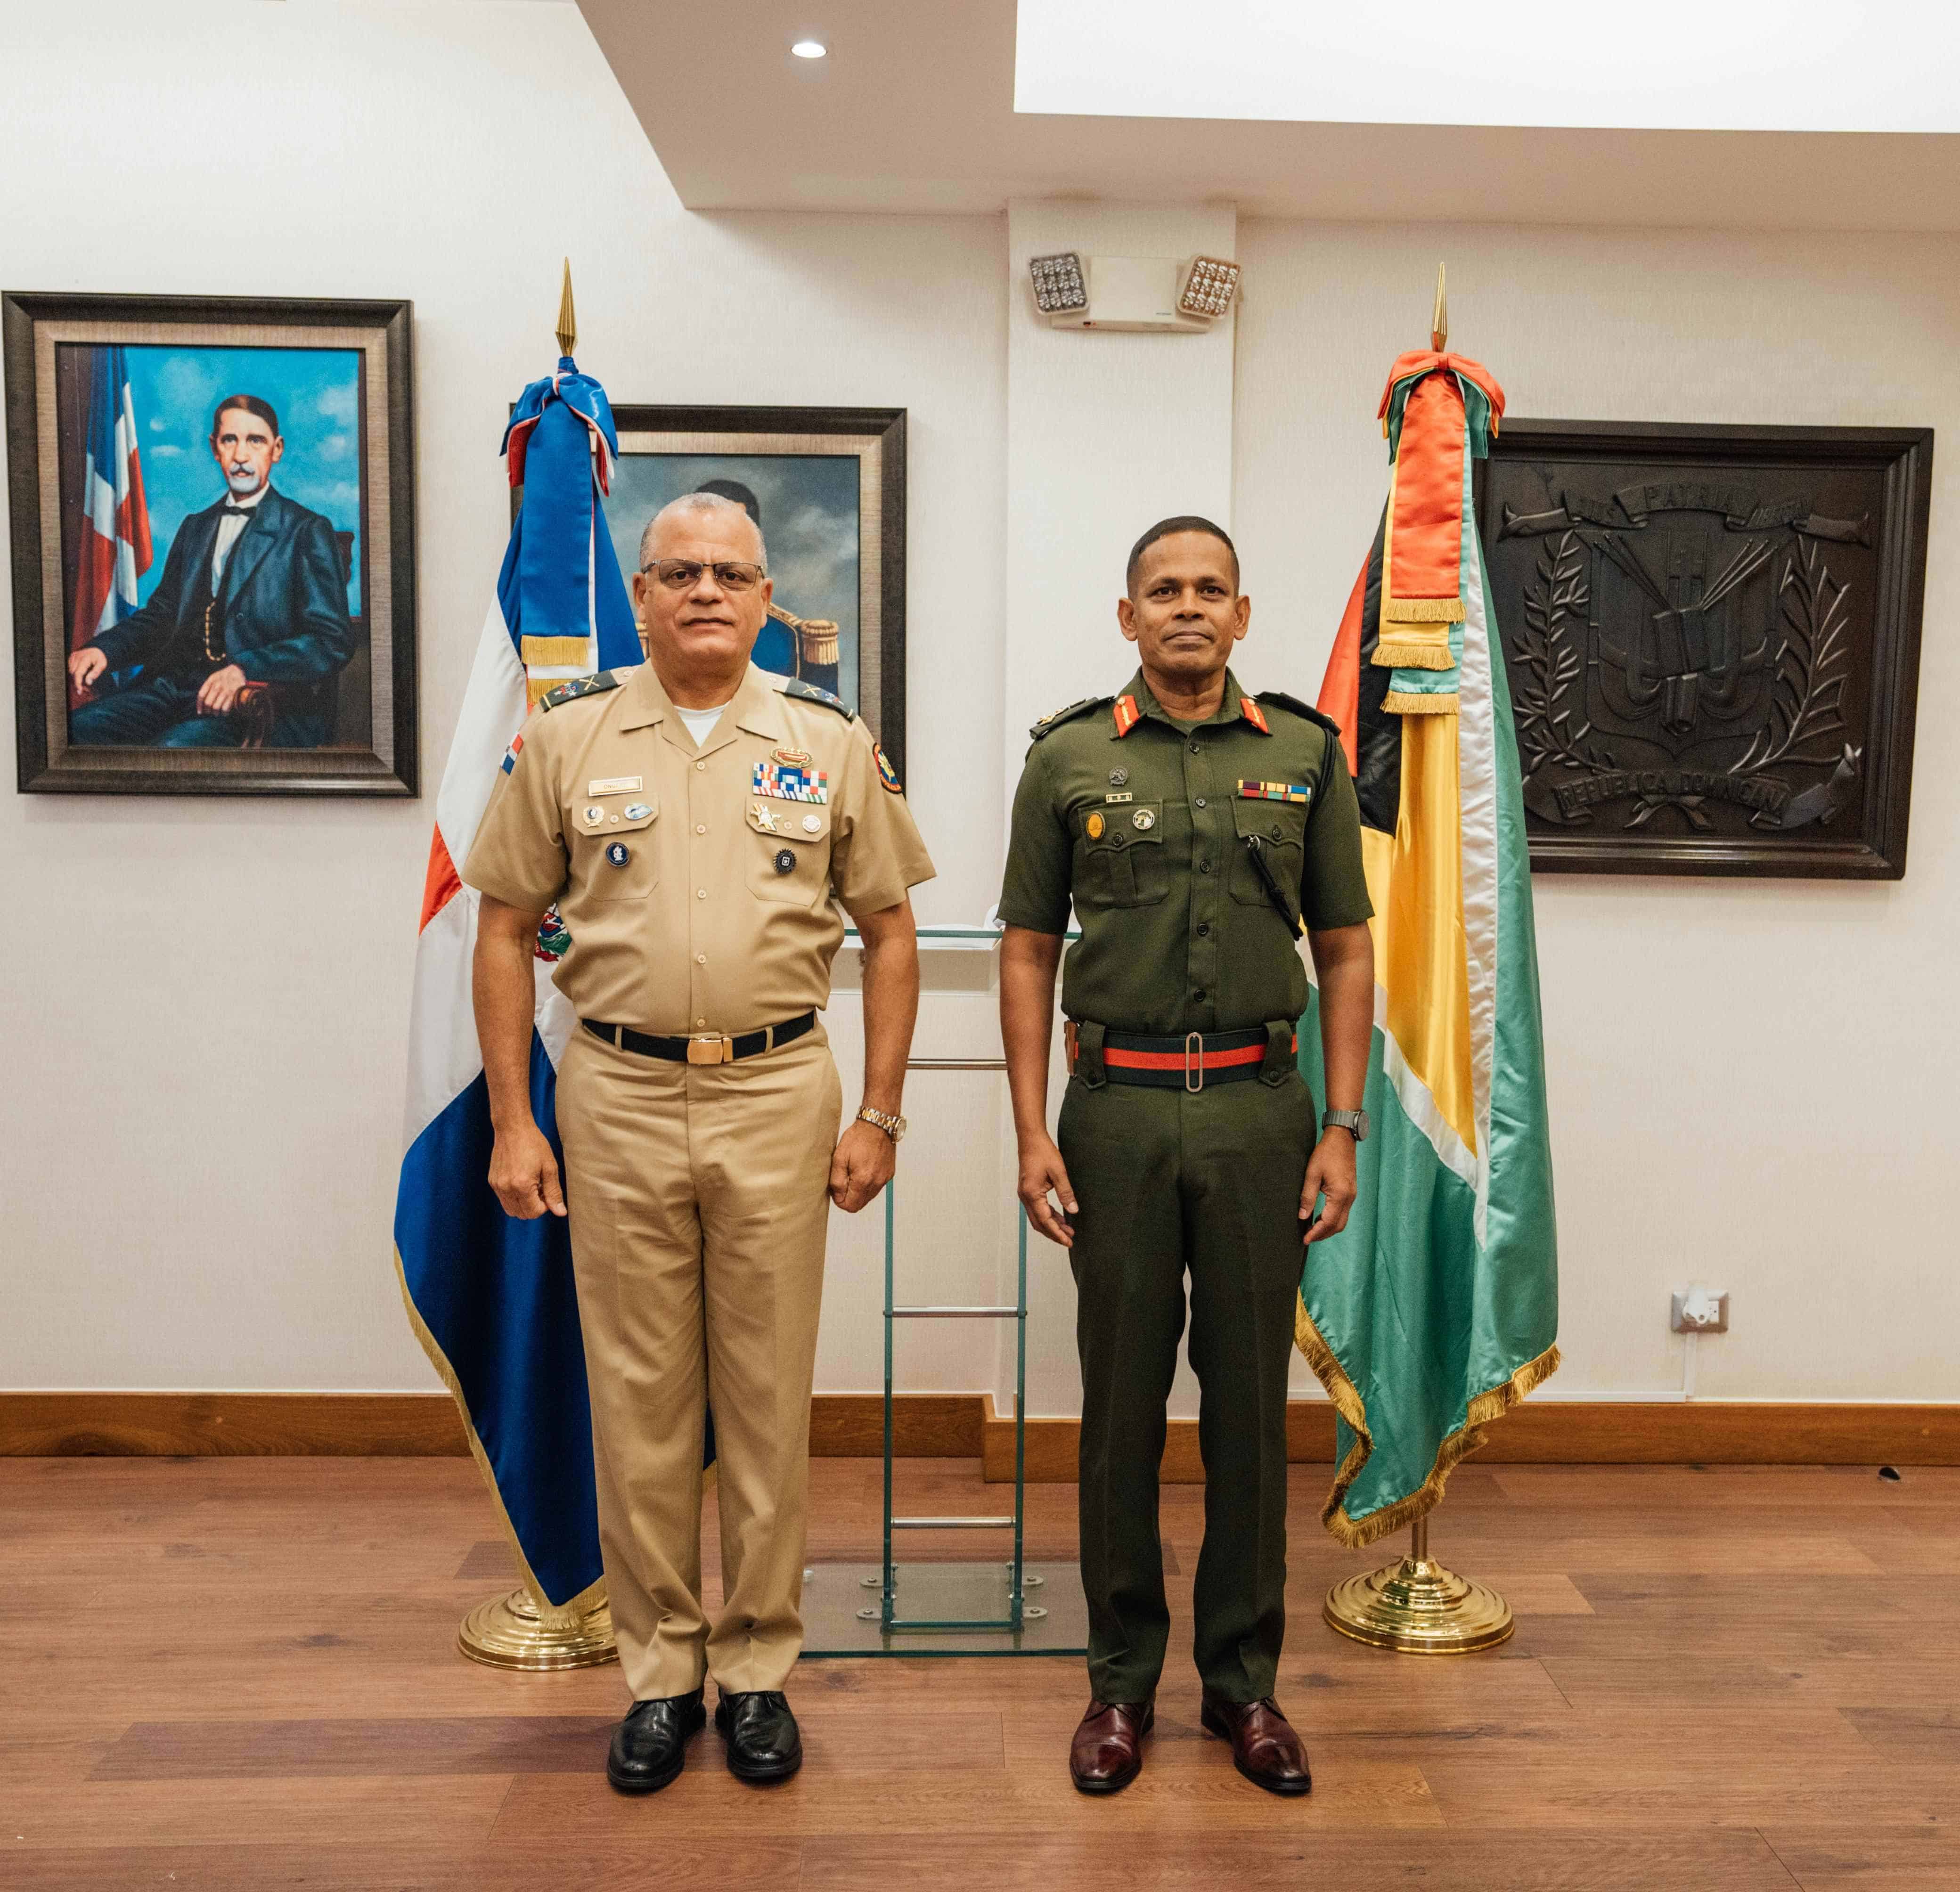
[803,1017,1085,1659]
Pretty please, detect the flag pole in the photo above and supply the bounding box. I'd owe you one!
[451,258,619,1672]
[1320,265,1517,1656]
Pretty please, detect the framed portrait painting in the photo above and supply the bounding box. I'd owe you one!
[5,291,416,795]
[588,405,907,780]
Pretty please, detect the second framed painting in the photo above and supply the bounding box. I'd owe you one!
[593,405,907,780]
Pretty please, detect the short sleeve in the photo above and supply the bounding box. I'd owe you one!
[1298,731,1374,930]
[461,730,570,913]
[829,726,935,920]
[996,742,1072,934]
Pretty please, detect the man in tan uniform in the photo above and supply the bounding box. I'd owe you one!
[464,492,933,1793]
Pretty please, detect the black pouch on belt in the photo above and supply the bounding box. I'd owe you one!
[1071,1019,1108,1089]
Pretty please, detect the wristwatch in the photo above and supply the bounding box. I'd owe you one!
[857,1106,907,1143]
[1323,1108,1370,1143]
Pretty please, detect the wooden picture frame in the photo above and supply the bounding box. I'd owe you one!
[1476,419,1931,878]
[586,404,908,780]
[5,291,417,796]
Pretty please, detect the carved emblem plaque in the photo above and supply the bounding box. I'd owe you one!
[1475,422,1931,878]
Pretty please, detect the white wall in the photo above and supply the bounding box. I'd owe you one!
[1233,220,1960,1400]
[5,6,1954,1411]
[0,1,1007,1391]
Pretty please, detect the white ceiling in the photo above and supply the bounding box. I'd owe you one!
[578,0,1960,230]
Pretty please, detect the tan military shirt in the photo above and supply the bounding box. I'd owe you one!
[463,661,934,1034]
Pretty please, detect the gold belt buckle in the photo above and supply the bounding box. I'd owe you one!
[1184,1031,1204,1094]
[686,1034,734,1065]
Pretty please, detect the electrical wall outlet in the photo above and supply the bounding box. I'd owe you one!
[1671,1289,1730,1333]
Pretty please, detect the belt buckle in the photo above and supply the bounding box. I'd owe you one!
[1184,1031,1204,1094]
[686,1034,733,1065]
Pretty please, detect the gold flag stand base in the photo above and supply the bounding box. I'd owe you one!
[1323,1516,1513,1655]
[458,1587,618,1671]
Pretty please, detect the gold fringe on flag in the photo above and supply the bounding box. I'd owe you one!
[1374,637,1457,670]
[1295,1290,1561,1549]
[1380,596,1465,623]
[520,635,591,668]
[1382,689,1459,716]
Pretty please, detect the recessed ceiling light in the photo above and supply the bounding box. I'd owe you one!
[791,38,827,59]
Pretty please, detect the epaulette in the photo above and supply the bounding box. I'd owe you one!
[1028,696,1109,741]
[1257,689,1343,738]
[782,676,854,720]
[538,669,624,712]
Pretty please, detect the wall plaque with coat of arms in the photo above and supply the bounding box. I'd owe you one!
[1476,421,1931,878]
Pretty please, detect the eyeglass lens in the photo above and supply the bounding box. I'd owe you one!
[648,559,764,591]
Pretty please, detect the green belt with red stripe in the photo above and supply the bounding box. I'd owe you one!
[1066,1021,1299,1093]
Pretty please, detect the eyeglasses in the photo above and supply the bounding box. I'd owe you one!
[640,558,767,592]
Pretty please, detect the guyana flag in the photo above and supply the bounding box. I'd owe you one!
[1297,346,1560,1547]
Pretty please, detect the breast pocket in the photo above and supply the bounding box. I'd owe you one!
[1229,796,1307,921]
[746,799,832,907]
[1075,802,1168,908]
[569,794,660,902]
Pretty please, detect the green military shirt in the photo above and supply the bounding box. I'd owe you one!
[998,666,1373,1036]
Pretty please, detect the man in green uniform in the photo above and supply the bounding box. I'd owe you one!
[998,516,1377,1797]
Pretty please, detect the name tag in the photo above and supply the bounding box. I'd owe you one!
[588,775,642,796]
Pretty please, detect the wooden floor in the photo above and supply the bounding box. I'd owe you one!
[5,1456,1960,1890]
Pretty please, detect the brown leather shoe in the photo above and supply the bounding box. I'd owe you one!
[1200,1691,1312,1795]
[1069,1698,1154,1794]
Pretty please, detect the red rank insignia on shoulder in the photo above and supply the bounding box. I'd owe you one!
[1112,694,1141,738]
[1239,696,1270,734]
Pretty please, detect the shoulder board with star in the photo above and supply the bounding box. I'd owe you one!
[538,670,624,713]
[1256,689,1343,738]
[1028,696,1110,741]
[779,676,855,720]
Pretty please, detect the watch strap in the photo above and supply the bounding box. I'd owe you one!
[1323,1107,1369,1142]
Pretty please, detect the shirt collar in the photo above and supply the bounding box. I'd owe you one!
[1116,666,1266,735]
[617,659,784,742]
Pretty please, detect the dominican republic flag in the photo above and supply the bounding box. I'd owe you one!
[393,358,642,1614]
[1297,346,1561,1548]
[69,345,153,696]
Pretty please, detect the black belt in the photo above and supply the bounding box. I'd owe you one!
[1065,1021,1297,1092]
[583,1010,815,1066]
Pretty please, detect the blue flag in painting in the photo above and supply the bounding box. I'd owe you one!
[393,359,643,1611]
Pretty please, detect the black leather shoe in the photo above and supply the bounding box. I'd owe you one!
[606,1690,705,1794]
[714,1689,802,1783]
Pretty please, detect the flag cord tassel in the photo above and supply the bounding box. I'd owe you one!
[1293,1298,1561,1550]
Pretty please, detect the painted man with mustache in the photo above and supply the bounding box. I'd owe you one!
[68,393,356,747]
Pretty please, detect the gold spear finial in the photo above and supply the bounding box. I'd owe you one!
[1430,261,1447,352]
[555,258,577,359]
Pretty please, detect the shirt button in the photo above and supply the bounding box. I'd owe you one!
[695,761,706,772]
[696,824,707,834]
[1194,797,1206,808]
[1197,922,1210,937]
[1193,988,1207,1000]
[696,1017,707,1028]
[1189,741,1200,754]
[1199,859,1211,874]
[695,954,706,965]
[696,889,707,899]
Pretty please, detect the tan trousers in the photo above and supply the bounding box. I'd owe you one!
[555,1022,842,1699]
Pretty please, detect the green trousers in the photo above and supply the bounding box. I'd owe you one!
[1057,1040,1315,1706]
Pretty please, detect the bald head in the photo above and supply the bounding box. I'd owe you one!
[637,491,766,572]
